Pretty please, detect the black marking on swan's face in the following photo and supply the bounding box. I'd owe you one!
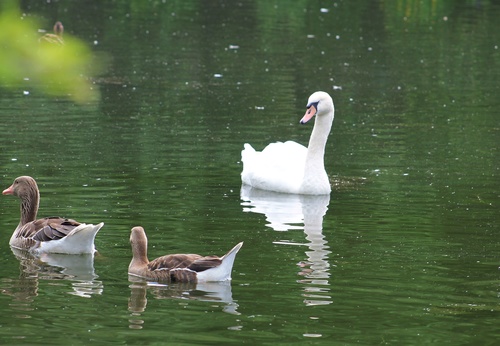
[301,101,320,124]
[307,101,319,110]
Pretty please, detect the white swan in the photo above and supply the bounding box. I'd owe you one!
[241,91,334,195]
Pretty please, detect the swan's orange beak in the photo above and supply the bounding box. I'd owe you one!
[2,184,14,195]
[300,104,317,124]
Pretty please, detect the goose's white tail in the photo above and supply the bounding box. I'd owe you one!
[37,222,104,254]
[197,242,243,282]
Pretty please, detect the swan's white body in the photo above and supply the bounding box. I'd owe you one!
[241,91,334,195]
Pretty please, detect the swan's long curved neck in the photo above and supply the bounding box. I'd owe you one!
[304,111,333,174]
[19,188,39,227]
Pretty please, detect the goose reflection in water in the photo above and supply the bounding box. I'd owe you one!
[2,247,103,306]
[241,185,332,306]
[128,276,239,329]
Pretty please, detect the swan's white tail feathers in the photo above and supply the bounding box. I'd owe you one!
[243,143,255,152]
[241,143,256,163]
[241,144,257,185]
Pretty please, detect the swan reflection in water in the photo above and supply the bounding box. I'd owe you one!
[2,248,103,311]
[241,185,332,306]
[128,276,239,329]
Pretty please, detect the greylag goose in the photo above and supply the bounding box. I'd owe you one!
[241,91,334,195]
[2,176,103,254]
[128,226,243,283]
[39,21,64,45]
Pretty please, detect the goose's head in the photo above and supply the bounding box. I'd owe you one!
[2,176,39,200]
[130,226,148,250]
[53,21,64,37]
[300,91,334,124]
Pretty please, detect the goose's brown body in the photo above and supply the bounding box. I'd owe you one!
[129,226,242,283]
[2,176,103,254]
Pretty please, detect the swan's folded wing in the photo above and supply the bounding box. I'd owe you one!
[242,141,307,192]
[261,141,307,156]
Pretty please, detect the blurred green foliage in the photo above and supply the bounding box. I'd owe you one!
[0,2,99,103]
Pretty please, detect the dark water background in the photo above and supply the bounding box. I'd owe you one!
[0,1,498,344]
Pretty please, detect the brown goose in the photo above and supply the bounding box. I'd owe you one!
[129,226,243,283]
[39,21,64,45]
[2,176,103,254]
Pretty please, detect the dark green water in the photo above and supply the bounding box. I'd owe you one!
[0,1,498,345]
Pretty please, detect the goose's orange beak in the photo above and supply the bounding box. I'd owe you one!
[2,184,14,195]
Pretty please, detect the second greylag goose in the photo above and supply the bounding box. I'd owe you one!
[129,226,243,283]
[39,21,64,45]
[2,176,103,254]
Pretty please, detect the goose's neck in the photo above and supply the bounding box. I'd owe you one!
[130,239,150,270]
[19,188,39,227]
